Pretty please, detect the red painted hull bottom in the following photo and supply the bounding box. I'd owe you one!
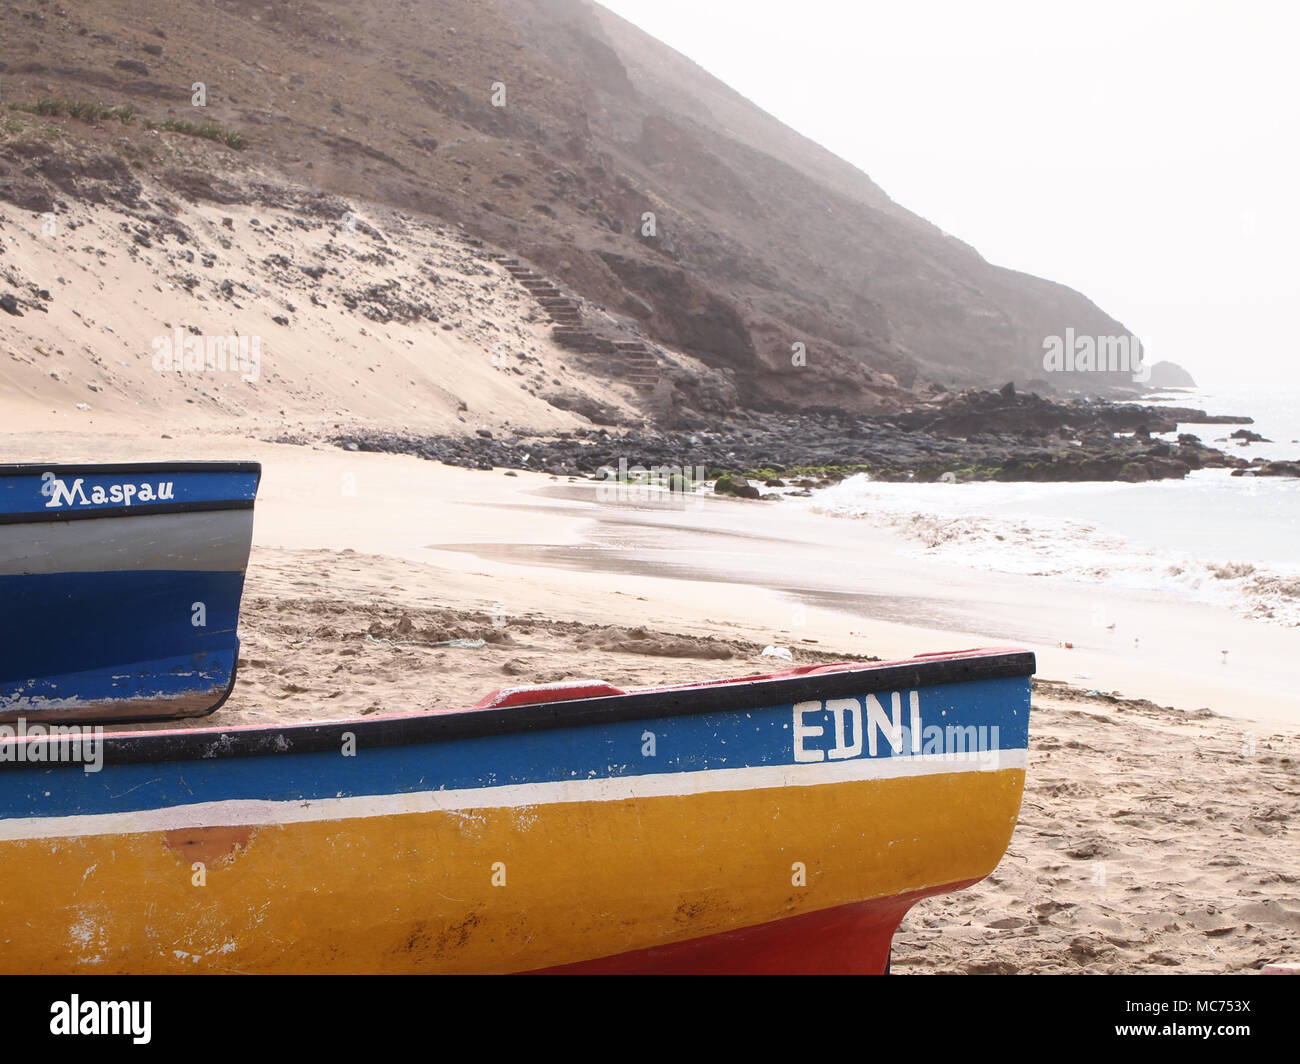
[533,878,980,975]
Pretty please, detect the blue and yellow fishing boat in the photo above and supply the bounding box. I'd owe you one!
[0,661,1032,973]
[0,461,1033,973]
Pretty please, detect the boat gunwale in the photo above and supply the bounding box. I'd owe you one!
[0,461,263,476]
[0,649,1035,769]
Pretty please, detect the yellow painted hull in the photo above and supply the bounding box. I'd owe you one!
[0,767,1024,974]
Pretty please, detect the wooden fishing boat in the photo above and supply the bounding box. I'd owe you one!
[0,462,261,723]
[0,647,1033,974]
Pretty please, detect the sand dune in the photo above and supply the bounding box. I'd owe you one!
[0,159,660,436]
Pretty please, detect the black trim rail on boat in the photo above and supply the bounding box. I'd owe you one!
[14,651,1036,768]
[0,462,263,476]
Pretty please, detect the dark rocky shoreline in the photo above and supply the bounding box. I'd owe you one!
[317,388,1298,486]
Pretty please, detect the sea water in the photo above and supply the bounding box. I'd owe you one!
[806,384,1300,626]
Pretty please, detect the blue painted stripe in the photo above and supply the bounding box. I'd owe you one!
[0,569,244,691]
[0,650,235,710]
[0,676,1030,821]
[0,469,259,518]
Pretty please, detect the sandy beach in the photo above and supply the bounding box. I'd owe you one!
[5,0,1300,1000]
[5,428,1297,973]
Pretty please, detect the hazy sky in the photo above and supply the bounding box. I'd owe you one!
[599,0,1299,389]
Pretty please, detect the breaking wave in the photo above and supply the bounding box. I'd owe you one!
[806,473,1300,627]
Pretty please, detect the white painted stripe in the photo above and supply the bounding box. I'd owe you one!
[0,510,253,575]
[0,749,1027,843]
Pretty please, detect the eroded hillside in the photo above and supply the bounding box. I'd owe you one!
[0,0,1144,421]
[0,112,746,434]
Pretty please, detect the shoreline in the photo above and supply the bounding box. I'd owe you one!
[430,484,1300,726]
[6,429,1297,726]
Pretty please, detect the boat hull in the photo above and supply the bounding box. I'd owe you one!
[0,463,260,723]
[535,882,980,975]
[0,653,1032,974]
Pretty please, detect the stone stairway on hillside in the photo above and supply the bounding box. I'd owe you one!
[610,339,660,390]
[489,253,660,391]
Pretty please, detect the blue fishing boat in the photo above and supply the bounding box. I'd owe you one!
[0,462,261,723]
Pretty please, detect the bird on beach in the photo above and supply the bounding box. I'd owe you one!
[1221,650,1229,664]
